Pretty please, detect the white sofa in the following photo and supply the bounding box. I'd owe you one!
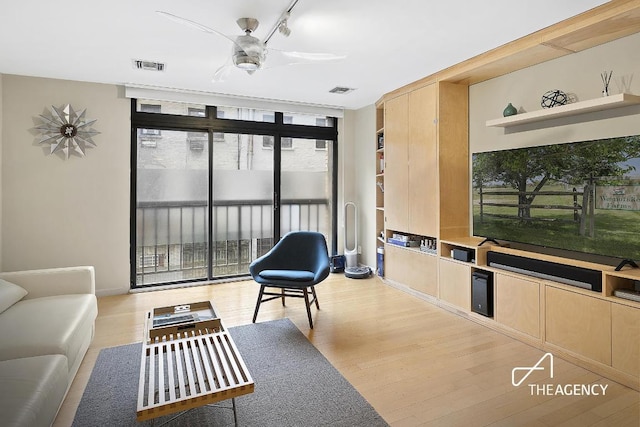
[0,266,98,427]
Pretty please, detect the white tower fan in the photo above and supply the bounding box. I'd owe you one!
[343,202,372,279]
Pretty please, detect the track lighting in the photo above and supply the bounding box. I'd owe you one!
[278,13,291,37]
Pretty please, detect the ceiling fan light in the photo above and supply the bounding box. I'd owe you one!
[234,55,260,71]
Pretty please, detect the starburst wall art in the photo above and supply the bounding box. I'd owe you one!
[36,104,100,159]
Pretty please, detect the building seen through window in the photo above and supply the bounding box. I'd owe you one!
[132,100,337,288]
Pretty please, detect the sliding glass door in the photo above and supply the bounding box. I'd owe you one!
[136,129,210,285]
[280,136,332,238]
[131,100,337,289]
[211,133,273,277]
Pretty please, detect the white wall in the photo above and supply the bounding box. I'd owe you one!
[338,107,377,270]
[0,74,358,294]
[470,32,640,154]
[337,110,355,259]
[2,75,131,295]
[468,32,640,261]
[0,74,3,271]
[352,105,376,269]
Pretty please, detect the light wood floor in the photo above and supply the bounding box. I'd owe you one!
[55,274,639,426]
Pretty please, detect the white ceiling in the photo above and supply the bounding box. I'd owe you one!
[0,0,609,110]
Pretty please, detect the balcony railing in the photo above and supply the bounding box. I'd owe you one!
[135,198,329,287]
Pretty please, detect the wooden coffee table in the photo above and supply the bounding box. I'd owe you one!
[137,302,254,424]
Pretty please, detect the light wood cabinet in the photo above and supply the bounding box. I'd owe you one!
[546,286,611,365]
[384,85,439,235]
[384,244,438,296]
[384,94,409,232]
[437,82,469,239]
[611,303,640,377]
[438,258,470,310]
[495,273,540,338]
[408,84,438,237]
[375,2,640,391]
[435,238,640,390]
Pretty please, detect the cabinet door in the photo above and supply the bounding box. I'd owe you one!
[546,286,611,365]
[384,244,438,296]
[437,82,469,239]
[408,84,438,237]
[611,303,640,377]
[438,258,470,310]
[495,273,540,338]
[384,94,409,232]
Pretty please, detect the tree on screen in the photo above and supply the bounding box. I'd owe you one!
[473,135,640,221]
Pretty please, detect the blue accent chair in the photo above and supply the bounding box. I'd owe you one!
[249,231,330,329]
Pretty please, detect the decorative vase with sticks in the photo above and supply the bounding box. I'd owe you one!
[601,71,612,96]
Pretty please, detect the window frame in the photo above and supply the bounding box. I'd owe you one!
[130,100,339,289]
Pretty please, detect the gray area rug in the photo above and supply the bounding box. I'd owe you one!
[72,318,388,426]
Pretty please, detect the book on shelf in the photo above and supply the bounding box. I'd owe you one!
[387,237,409,247]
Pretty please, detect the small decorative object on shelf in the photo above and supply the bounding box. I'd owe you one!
[420,238,438,254]
[377,133,384,149]
[541,90,568,109]
[601,70,613,97]
[502,103,517,117]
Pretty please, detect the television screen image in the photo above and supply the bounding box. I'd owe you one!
[472,134,640,261]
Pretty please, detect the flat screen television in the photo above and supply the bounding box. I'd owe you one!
[472,134,640,263]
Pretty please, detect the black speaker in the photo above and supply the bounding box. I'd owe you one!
[472,271,493,317]
[486,251,602,292]
[452,248,473,262]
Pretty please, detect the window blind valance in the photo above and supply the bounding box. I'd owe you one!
[124,84,344,118]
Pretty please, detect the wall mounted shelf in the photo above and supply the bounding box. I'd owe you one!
[486,93,640,128]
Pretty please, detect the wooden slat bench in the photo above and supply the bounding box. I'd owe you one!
[137,320,254,423]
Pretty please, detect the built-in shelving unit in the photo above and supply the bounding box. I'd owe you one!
[376,2,640,391]
[375,106,385,275]
[437,236,640,389]
[486,93,640,128]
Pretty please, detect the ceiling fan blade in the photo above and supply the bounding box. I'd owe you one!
[156,11,239,46]
[212,63,233,82]
[279,51,347,61]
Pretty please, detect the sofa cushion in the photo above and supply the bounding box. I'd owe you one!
[0,279,27,314]
[0,355,68,427]
[0,294,97,371]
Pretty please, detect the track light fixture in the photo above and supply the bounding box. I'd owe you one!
[278,13,291,37]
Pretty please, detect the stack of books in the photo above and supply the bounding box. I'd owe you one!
[387,233,420,247]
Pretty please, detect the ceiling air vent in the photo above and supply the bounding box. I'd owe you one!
[133,60,166,71]
[329,86,355,94]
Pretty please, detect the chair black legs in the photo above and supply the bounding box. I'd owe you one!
[302,288,313,329]
[252,285,319,329]
[252,285,265,324]
[310,286,320,309]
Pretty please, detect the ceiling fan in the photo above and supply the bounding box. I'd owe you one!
[157,3,345,82]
